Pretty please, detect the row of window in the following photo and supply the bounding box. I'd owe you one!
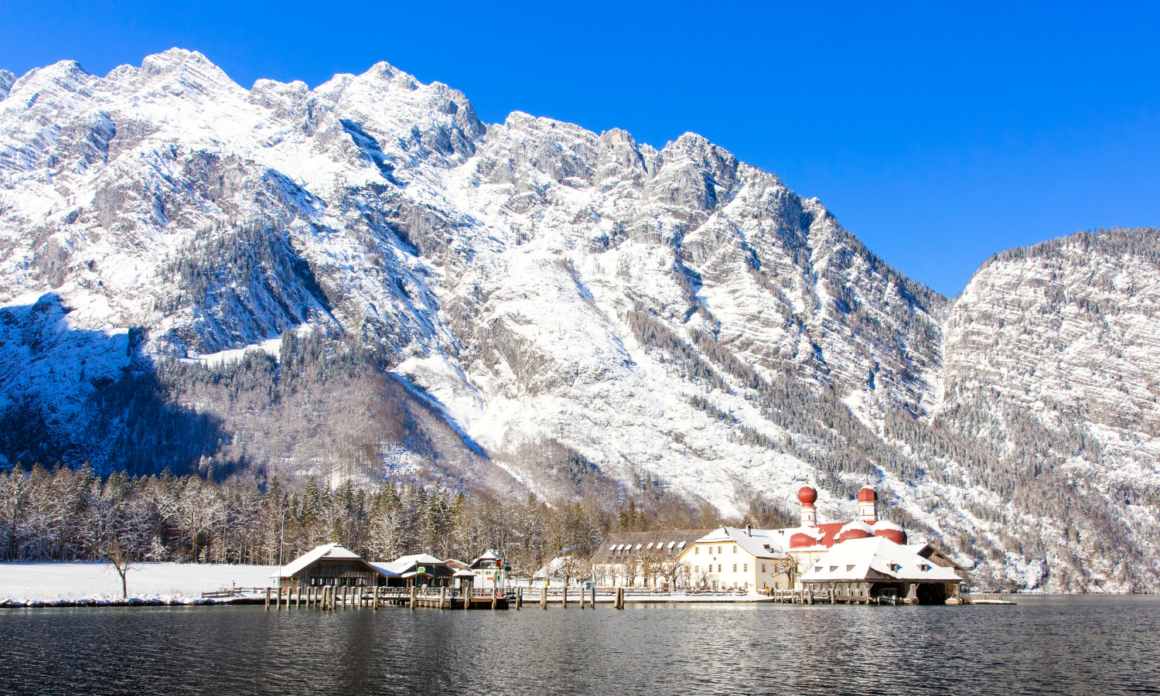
[692,563,751,573]
[609,541,687,553]
[693,545,738,555]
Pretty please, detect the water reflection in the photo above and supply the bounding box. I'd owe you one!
[2,597,1158,695]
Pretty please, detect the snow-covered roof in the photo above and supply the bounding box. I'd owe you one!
[873,520,903,532]
[453,569,476,578]
[468,550,502,568]
[838,520,874,536]
[800,537,962,584]
[372,554,451,577]
[271,543,364,578]
[393,553,444,566]
[590,530,715,563]
[368,562,403,577]
[686,527,789,559]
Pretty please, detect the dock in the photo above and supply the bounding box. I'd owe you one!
[251,586,513,610]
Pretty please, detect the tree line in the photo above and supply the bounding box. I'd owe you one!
[0,463,794,577]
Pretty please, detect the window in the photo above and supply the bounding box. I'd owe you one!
[733,546,737,554]
[743,564,748,572]
[718,546,722,554]
[830,566,838,572]
[694,565,698,573]
[762,564,766,573]
[732,564,737,572]
[847,565,855,571]
[717,564,721,572]
[815,566,822,573]
[695,547,699,555]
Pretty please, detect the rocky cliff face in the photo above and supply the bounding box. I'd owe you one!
[0,49,1156,590]
[936,229,1160,590]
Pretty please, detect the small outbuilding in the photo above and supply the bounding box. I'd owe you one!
[370,553,457,588]
[271,543,383,590]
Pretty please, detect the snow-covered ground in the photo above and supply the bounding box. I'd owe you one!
[0,562,278,602]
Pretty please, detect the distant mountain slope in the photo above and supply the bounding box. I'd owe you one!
[0,49,1156,591]
[936,228,1160,590]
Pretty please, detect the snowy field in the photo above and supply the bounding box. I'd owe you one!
[0,562,278,602]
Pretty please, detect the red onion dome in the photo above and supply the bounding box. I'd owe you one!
[857,485,878,503]
[872,520,907,545]
[797,485,818,505]
[836,520,873,543]
[789,532,816,549]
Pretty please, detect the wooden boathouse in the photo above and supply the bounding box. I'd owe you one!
[798,536,964,604]
[271,543,382,590]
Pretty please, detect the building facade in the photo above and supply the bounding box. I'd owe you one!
[590,530,713,588]
[676,526,794,592]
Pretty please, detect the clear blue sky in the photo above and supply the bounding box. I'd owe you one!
[3,0,1159,296]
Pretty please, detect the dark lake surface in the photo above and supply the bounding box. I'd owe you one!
[2,596,1159,695]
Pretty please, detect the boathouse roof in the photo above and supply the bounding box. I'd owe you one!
[272,543,364,578]
[800,537,963,584]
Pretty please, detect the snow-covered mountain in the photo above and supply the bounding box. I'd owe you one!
[0,49,1156,591]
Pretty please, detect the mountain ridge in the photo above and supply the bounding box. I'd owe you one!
[0,49,1156,591]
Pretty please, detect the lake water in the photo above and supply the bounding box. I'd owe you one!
[2,596,1158,695]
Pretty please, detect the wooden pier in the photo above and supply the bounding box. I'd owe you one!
[261,586,513,610]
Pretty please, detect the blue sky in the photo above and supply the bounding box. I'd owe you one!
[3,0,1158,296]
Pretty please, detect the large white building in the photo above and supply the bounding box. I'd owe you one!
[677,526,793,592]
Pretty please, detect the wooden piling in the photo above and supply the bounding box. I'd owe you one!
[265,587,270,610]
[516,587,522,610]
[591,585,596,609]
[410,586,416,610]
[562,586,568,609]
[541,586,547,610]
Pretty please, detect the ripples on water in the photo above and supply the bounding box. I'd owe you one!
[2,597,1159,695]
